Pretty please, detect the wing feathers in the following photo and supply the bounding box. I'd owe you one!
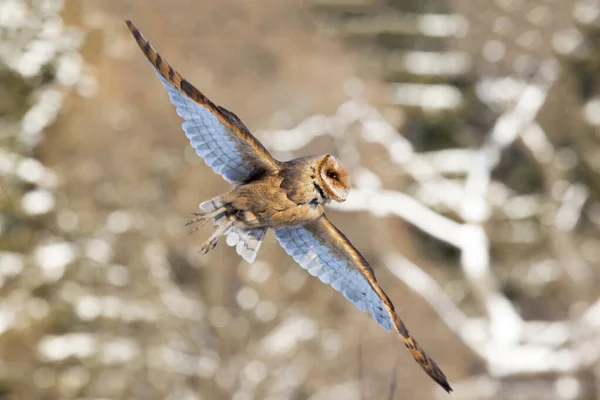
[275,215,452,393]
[127,21,233,135]
[317,216,452,392]
[126,20,280,184]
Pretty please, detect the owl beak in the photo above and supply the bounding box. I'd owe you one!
[335,188,349,202]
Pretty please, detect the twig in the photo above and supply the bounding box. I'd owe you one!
[358,341,365,400]
[329,188,463,248]
[387,352,399,400]
[519,123,591,286]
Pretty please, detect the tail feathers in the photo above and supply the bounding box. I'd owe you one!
[199,196,226,213]
[226,227,267,263]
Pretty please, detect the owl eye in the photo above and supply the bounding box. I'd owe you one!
[327,171,338,179]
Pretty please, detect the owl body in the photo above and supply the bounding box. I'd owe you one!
[226,178,325,228]
[222,154,345,229]
[127,20,452,393]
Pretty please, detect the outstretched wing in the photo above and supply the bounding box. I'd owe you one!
[274,215,452,393]
[126,21,280,184]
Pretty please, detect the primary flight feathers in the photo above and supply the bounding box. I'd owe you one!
[126,20,452,393]
[125,20,279,184]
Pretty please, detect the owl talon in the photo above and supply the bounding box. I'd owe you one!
[200,237,220,253]
[185,206,230,233]
[186,216,208,228]
[196,214,235,255]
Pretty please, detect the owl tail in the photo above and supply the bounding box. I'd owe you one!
[199,196,227,213]
[226,227,267,263]
[194,195,266,263]
[185,195,232,254]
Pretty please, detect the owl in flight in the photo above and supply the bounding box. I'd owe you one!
[126,20,451,393]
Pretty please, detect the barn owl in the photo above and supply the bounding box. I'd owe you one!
[126,20,452,393]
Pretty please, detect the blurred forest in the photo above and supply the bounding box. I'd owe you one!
[1,0,600,399]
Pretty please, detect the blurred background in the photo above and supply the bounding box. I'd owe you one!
[1,0,600,399]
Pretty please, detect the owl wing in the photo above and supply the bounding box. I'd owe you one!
[126,21,280,184]
[274,215,452,393]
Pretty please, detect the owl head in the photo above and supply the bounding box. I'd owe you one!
[318,155,350,202]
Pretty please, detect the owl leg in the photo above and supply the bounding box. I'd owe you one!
[186,206,228,234]
[199,216,235,254]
